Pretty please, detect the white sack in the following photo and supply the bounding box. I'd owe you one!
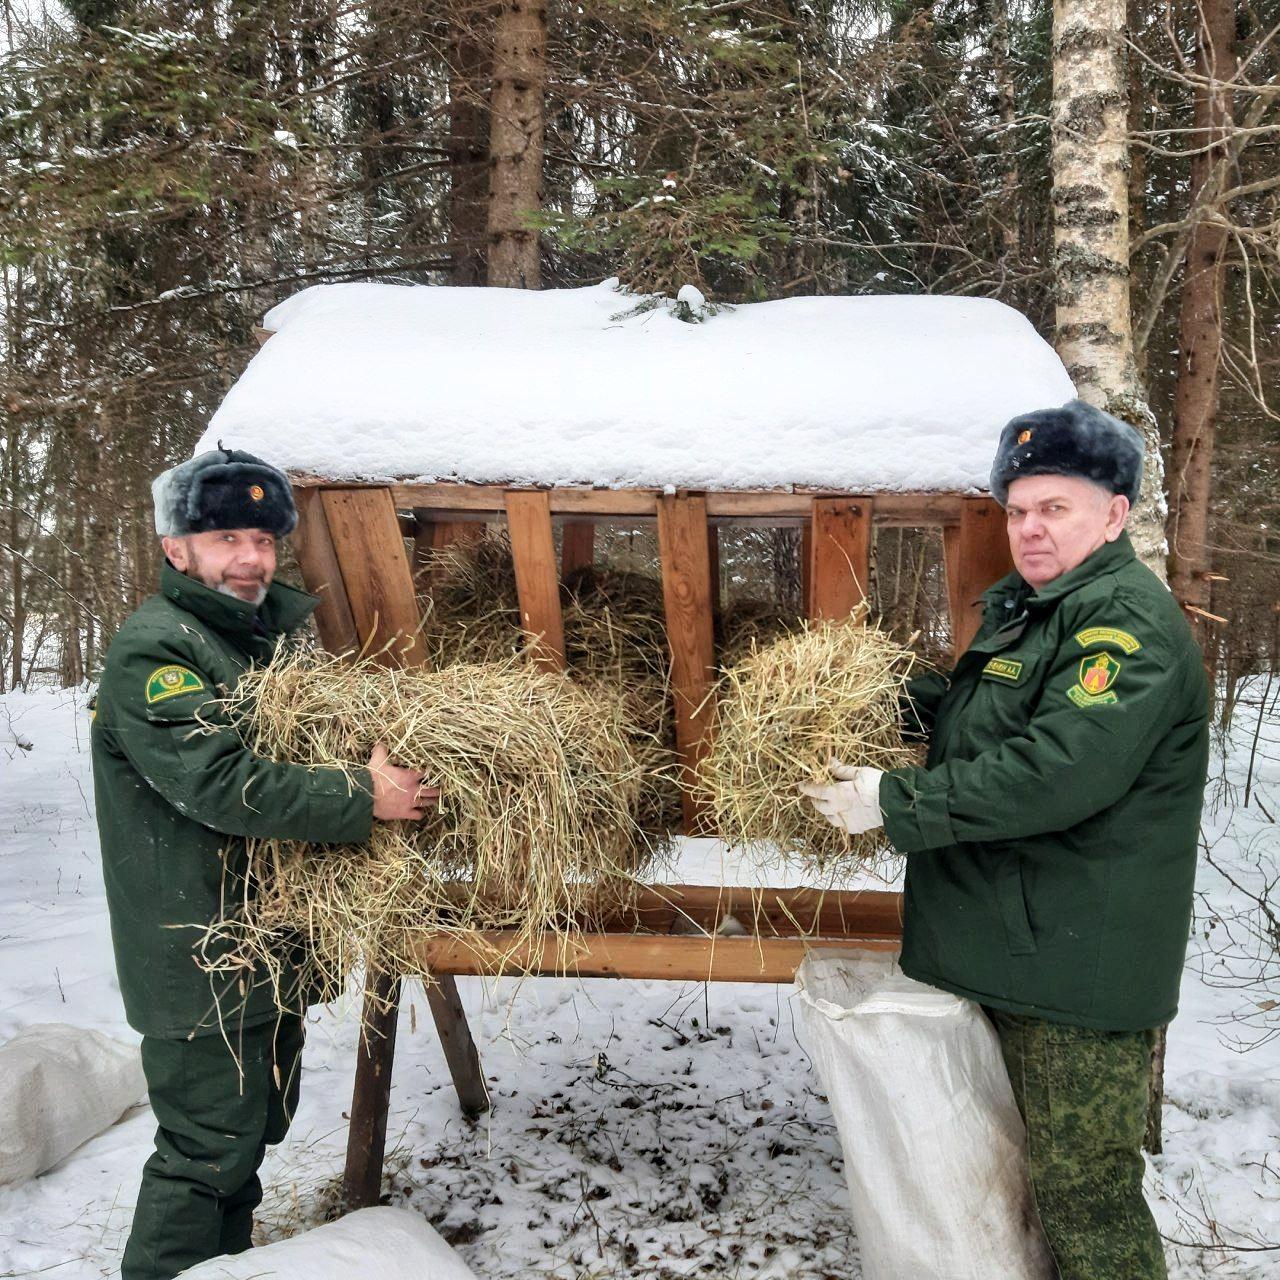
[0,1022,146,1186]
[178,1207,481,1280]
[795,951,1055,1280]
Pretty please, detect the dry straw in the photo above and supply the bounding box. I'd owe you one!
[199,647,647,1004]
[697,617,920,874]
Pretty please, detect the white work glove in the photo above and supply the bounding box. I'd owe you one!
[799,759,885,835]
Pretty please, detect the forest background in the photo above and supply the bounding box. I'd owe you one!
[0,0,1276,702]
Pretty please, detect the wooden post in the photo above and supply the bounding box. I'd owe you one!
[800,522,813,616]
[561,520,595,577]
[341,973,401,1210]
[707,524,721,623]
[314,487,489,1170]
[291,487,359,655]
[943,496,1013,660]
[656,494,717,833]
[808,497,872,621]
[504,490,567,671]
[321,487,428,665]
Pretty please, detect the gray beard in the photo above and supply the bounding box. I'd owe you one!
[215,581,268,607]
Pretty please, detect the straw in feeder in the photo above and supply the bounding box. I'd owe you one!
[696,618,920,874]
[197,648,647,1005]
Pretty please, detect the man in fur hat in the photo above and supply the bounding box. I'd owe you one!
[803,399,1210,1279]
[92,447,437,1280]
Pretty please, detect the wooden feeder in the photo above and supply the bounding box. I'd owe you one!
[214,284,1074,1207]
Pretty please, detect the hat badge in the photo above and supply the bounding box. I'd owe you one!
[1017,429,1033,444]
[249,484,265,501]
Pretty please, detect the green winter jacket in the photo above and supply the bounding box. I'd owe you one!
[880,532,1209,1031]
[91,562,374,1039]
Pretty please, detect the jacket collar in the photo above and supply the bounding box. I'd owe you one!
[159,560,318,644]
[981,531,1136,613]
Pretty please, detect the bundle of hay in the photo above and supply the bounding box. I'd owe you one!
[697,619,920,874]
[200,649,646,1001]
[421,531,681,834]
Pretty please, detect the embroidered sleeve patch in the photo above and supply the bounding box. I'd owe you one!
[1074,626,1141,654]
[1067,651,1121,707]
[982,657,1024,682]
[145,664,205,704]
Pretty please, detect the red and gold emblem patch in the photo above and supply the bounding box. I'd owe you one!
[1017,429,1033,444]
[248,484,265,501]
[1068,651,1122,706]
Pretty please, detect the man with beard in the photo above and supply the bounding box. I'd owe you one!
[91,447,436,1280]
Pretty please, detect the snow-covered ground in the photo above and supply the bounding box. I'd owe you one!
[1,685,1277,1279]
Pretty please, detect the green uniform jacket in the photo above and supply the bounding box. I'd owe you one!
[879,532,1209,1031]
[91,562,374,1040]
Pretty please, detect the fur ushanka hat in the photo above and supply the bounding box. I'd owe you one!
[152,445,297,539]
[989,399,1144,507]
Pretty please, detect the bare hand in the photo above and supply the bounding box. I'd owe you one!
[367,742,440,822]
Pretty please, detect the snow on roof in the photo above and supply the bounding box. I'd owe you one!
[201,281,1076,493]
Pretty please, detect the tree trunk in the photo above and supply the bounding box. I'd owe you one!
[448,4,491,286]
[1165,0,1236,653]
[1051,0,1163,577]
[485,0,546,288]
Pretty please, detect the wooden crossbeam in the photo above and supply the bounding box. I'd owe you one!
[417,932,897,984]
[943,496,1014,660]
[504,490,567,671]
[808,497,872,621]
[656,494,718,832]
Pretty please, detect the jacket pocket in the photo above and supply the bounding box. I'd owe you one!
[995,853,1038,956]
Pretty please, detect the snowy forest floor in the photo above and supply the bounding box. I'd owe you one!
[0,686,1277,1279]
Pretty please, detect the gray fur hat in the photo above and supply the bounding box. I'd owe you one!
[989,398,1144,507]
[152,445,297,539]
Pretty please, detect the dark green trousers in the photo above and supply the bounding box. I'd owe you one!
[121,1016,305,1280]
[986,1008,1166,1280]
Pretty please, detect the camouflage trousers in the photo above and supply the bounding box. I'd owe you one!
[985,1008,1167,1280]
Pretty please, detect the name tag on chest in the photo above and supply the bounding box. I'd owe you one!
[981,656,1029,684]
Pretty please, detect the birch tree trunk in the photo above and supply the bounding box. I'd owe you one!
[1052,0,1168,1154]
[1166,0,1236,651]
[1051,0,1163,576]
[486,0,546,288]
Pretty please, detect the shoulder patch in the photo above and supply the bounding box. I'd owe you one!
[1074,626,1141,655]
[1067,651,1122,707]
[145,664,205,704]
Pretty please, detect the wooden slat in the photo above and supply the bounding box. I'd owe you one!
[656,494,718,832]
[561,520,595,576]
[375,482,964,525]
[504,490,567,671]
[412,518,484,583]
[416,932,898,983]
[622,883,903,940]
[321,488,427,666]
[809,497,872,621]
[707,524,721,621]
[292,486,359,654]
[943,496,1014,660]
[341,973,401,1210]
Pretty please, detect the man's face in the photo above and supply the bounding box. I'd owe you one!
[162,528,277,605]
[1005,475,1129,589]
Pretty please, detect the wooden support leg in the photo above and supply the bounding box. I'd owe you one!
[425,974,489,1117]
[561,519,595,577]
[342,973,402,1211]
